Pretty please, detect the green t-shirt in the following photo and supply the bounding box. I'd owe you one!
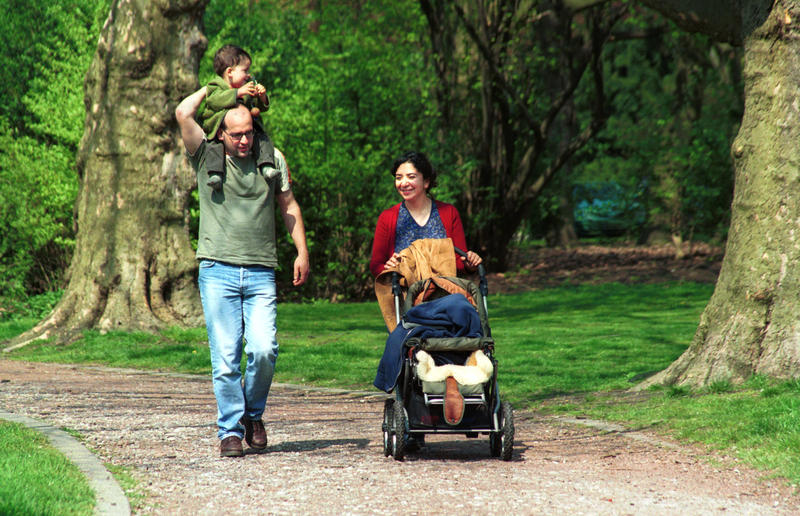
[188,141,292,267]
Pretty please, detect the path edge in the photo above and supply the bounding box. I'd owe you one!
[0,408,131,516]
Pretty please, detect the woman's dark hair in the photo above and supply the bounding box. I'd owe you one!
[390,151,437,191]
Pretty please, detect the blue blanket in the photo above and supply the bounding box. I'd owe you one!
[373,293,482,393]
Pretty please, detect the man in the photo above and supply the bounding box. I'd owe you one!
[175,87,309,457]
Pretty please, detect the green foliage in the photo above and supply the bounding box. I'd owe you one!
[0,421,95,516]
[0,129,77,297]
[0,0,109,298]
[0,0,106,141]
[0,290,62,323]
[202,0,442,299]
[0,0,745,305]
[574,8,741,242]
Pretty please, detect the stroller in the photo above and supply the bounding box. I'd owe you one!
[377,243,514,461]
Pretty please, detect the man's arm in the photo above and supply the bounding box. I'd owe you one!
[277,190,310,286]
[175,86,208,155]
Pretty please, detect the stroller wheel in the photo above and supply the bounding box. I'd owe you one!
[490,401,515,461]
[392,401,408,461]
[500,402,515,461]
[382,399,394,457]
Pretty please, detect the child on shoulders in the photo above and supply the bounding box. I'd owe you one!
[199,44,275,190]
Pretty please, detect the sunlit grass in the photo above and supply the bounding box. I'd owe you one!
[5,283,709,398]
[6,282,800,485]
[0,421,94,516]
[572,376,800,485]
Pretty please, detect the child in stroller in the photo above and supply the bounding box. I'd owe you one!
[373,238,514,461]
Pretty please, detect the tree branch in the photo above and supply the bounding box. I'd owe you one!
[636,0,747,45]
[539,4,624,155]
[451,2,545,146]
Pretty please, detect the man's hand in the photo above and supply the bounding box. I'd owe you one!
[293,253,310,286]
[254,83,268,104]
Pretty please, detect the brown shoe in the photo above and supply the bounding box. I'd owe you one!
[241,417,267,450]
[220,435,244,457]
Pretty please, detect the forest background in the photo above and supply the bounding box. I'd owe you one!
[0,0,742,308]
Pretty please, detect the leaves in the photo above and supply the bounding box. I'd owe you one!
[202,0,441,299]
[0,0,106,297]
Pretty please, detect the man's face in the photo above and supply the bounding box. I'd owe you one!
[218,106,254,158]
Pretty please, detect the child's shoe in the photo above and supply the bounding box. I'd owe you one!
[207,173,223,191]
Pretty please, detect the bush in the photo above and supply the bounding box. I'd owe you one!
[0,0,109,300]
[203,0,443,301]
[0,290,62,322]
[0,129,77,298]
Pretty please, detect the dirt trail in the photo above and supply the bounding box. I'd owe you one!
[1,359,796,515]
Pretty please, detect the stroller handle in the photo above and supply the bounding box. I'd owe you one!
[453,246,488,298]
[391,272,403,326]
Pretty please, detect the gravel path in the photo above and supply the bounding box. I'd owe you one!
[1,359,797,515]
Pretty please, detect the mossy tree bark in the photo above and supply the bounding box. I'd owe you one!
[633,0,800,386]
[4,0,208,351]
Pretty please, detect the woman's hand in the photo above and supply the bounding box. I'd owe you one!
[385,252,402,269]
[461,250,483,271]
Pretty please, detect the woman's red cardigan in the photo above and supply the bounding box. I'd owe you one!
[369,200,469,277]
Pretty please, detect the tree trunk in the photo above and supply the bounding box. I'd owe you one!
[544,193,579,249]
[4,0,208,351]
[641,0,800,386]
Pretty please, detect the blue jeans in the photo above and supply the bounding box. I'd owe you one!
[198,260,279,440]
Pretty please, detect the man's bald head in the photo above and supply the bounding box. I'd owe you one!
[217,104,254,158]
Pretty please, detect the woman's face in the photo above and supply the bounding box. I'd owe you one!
[395,162,429,203]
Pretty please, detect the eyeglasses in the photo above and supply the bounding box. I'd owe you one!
[224,130,254,142]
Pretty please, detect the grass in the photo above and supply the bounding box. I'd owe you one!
[4,283,708,399]
[0,421,94,516]
[3,281,800,495]
[4,325,214,373]
[568,376,800,486]
[486,282,708,402]
[105,464,147,512]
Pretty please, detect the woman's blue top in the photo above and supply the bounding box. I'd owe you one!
[394,201,447,253]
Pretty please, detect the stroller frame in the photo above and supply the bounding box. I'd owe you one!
[381,247,514,461]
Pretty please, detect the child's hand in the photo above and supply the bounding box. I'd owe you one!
[254,84,268,104]
[237,82,257,99]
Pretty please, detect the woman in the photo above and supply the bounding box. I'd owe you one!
[370,151,482,277]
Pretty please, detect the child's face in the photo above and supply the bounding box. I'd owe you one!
[226,59,251,89]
